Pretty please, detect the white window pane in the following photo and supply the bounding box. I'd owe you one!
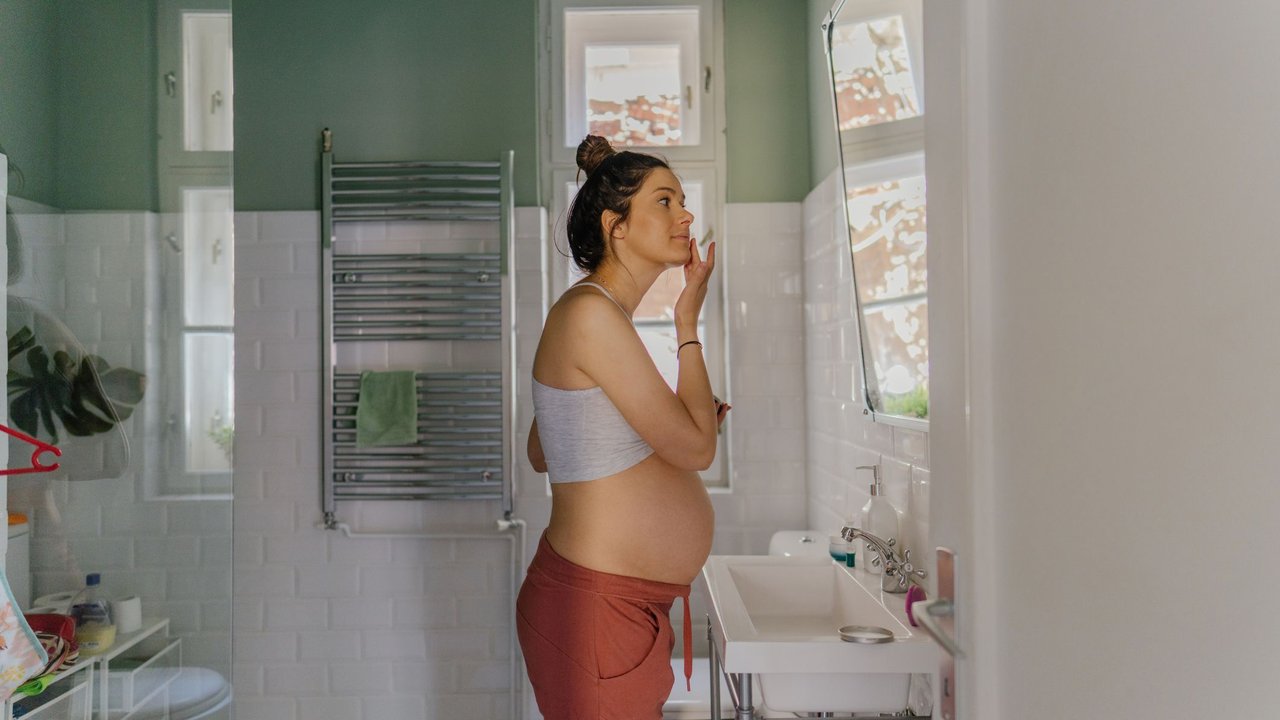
[845,174,927,305]
[182,187,234,326]
[183,13,233,151]
[184,333,234,472]
[863,299,928,418]
[564,7,701,147]
[586,44,683,146]
[831,15,920,130]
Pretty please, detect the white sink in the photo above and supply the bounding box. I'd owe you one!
[703,555,937,714]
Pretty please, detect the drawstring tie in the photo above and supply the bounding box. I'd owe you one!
[681,590,693,691]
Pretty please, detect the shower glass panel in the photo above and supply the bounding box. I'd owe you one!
[1,1,234,718]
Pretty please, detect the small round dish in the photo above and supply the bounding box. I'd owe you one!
[837,625,895,644]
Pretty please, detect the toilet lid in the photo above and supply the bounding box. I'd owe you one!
[120,667,231,720]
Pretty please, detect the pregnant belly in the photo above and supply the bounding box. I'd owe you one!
[545,456,715,585]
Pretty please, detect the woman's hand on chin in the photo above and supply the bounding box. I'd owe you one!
[674,237,715,329]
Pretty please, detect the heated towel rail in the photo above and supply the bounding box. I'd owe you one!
[319,129,515,527]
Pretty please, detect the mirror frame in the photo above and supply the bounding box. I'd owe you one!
[823,0,928,431]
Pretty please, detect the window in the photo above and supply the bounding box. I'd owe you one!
[566,8,701,148]
[156,187,235,495]
[549,0,718,164]
[544,0,728,482]
[181,12,233,152]
[550,169,726,482]
[844,155,927,419]
[827,0,928,424]
[153,0,235,496]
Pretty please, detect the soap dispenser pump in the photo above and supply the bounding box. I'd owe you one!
[856,464,899,576]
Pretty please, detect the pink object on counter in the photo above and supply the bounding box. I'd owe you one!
[905,585,927,627]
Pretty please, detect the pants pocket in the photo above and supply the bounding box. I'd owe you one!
[595,599,673,719]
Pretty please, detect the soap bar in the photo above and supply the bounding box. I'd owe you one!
[905,585,927,627]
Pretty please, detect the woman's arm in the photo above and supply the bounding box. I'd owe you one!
[527,418,548,474]
[569,242,721,470]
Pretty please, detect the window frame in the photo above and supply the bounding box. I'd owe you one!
[547,0,718,167]
[542,0,729,485]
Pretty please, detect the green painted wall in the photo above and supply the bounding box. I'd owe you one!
[233,0,539,210]
[723,0,812,203]
[55,1,157,210]
[0,1,156,210]
[808,0,839,189]
[0,2,59,206]
[2,1,829,210]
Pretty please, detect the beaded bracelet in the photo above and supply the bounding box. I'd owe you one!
[677,340,703,355]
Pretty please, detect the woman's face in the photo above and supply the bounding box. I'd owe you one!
[610,167,695,268]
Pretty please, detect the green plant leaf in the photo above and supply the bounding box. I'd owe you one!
[6,328,147,443]
[8,326,35,361]
[10,392,39,439]
[99,367,146,407]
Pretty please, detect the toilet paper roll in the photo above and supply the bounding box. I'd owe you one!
[112,595,142,635]
[32,591,76,614]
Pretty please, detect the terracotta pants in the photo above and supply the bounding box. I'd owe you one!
[517,533,692,719]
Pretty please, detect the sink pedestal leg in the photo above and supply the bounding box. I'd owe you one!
[732,673,753,720]
[708,614,754,719]
[708,616,722,720]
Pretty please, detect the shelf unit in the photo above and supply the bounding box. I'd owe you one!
[4,658,94,720]
[4,619,178,720]
[93,619,176,720]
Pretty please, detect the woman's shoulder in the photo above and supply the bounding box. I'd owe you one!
[547,284,627,330]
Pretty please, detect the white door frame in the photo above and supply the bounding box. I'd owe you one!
[923,0,998,716]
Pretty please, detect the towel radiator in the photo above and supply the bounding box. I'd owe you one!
[319,129,515,527]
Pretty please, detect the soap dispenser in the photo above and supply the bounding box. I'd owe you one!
[857,465,899,575]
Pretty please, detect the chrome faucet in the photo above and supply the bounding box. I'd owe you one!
[840,526,927,594]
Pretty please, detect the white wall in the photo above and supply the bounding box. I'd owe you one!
[233,211,534,719]
[802,170,932,587]
[926,1,1280,717]
[234,202,810,719]
[6,208,233,680]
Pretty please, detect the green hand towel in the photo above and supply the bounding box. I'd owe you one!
[356,371,418,447]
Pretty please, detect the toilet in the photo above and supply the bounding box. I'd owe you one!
[662,529,830,719]
[113,666,232,719]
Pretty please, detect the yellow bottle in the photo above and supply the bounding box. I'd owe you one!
[70,573,117,656]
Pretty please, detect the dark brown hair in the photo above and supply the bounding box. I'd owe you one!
[566,135,669,273]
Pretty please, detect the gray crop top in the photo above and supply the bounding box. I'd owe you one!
[532,282,655,483]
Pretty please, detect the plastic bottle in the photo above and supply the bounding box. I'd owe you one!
[70,572,117,655]
[857,465,900,576]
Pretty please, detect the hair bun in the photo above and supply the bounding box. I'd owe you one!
[576,135,616,176]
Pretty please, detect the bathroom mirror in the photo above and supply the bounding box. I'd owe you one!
[824,0,928,424]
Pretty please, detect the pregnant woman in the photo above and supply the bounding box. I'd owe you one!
[517,135,729,719]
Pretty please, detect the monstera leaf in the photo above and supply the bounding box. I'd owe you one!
[7,325,146,444]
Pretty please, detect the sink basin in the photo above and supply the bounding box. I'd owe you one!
[702,555,937,714]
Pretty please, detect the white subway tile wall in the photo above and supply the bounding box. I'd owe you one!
[235,209,543,719]
[7,209,233,681]
[803,170,932,591]
[236,202,809,719]
[2,186,918,717]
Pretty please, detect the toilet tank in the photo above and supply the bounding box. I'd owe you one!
[7,513,31,609]
[767,530,831,558]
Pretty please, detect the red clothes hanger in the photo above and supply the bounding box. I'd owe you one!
[0,424,61,475]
